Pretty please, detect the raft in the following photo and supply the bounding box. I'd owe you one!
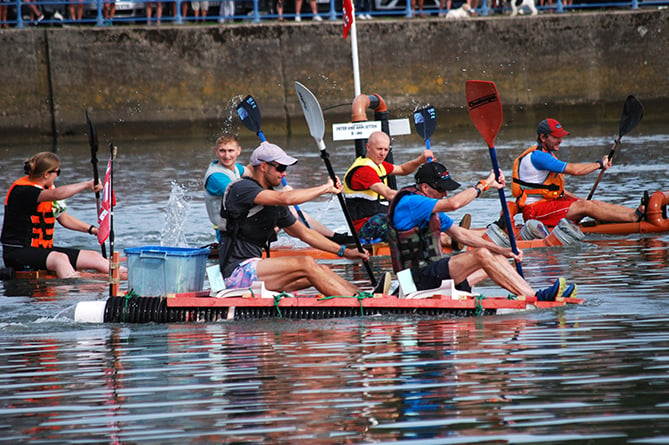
[74,280,583,323]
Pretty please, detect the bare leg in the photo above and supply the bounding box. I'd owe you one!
[75,250,111,274]
[566,199,638,223]
[257,256,358,296]
[447,248,535,297]
[46,251,78,278]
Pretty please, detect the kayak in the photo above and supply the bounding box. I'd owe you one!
[74,280,583,323]
[506,190,669,237]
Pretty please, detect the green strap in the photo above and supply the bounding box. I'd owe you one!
[318,291,374,316]
[272,291,294,318]
[475,294,485,316]
[121,289,138,323]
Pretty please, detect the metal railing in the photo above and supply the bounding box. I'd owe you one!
[4,0,667,28]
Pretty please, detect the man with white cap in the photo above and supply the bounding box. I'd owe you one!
[512,118,646,227]
[218,143,369,296]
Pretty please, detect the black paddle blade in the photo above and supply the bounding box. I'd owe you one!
[236,95,262,134]
[86,110,98,158]
[413,106,437,141]
[619,95,644,138]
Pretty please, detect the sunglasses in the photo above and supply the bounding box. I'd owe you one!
[265,161,287,173]
[48,169,61,176]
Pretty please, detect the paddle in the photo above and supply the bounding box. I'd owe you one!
[85,111,107,259]
[413,106,437,155]
[586,95,644,200]
[236,95,311,228]
[466,80,523,277]
[294,81,377,287]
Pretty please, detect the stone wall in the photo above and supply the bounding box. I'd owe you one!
[0,9,666,138]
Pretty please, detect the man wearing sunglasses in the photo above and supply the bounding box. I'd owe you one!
[218,143,369,297]
[387,162,577,301]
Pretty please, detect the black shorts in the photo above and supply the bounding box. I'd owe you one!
[413,257,471,292]
[2,246,80,271]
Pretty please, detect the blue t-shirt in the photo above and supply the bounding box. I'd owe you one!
[530,150,567,173]
[392,194,454,232]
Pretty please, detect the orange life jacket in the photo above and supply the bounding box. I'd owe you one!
[511,145,564,208]
[4,177,55,248]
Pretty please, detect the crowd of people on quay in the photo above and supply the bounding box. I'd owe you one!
[1,0,590,28]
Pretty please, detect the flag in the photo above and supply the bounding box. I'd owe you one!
[343,0,354,39]
[97,159,113,245]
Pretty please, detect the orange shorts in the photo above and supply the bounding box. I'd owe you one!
[522,197,577,227]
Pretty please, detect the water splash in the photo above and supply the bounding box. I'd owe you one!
[160,181,191,247]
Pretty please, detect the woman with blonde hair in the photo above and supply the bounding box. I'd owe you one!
[1,152,109,278]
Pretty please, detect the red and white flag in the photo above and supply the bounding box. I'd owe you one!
[343,0,354,38]
[97,160,113,245]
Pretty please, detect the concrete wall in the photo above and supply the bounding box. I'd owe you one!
[0,9,667,138]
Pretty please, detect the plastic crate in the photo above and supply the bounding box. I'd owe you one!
[124,246,210,296]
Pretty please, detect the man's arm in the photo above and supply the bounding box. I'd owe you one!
[283,222,369,261]
[432,170,505,212]
[254,178,342,207]
[563,155,611,176]
[447,225,522,262]
[391,149,433,176]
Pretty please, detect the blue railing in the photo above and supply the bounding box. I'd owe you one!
[5,0,667,28]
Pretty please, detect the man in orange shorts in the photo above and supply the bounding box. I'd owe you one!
[511,118,646,227]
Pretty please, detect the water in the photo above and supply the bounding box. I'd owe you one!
[1,110,669,443]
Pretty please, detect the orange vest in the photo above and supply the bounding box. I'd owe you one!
[4,177,55,248]
[512,146,564,208]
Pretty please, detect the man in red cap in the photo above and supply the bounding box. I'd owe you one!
[511,118,646,227]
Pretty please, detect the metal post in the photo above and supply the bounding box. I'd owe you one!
[253,0,260,22]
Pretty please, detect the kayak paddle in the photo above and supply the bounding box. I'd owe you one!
[236,95,311,228]
[587,95,644,200]
[413,105,437,155]
[86,110,107,259]
[466,80,523,277]
[294,81,377,287]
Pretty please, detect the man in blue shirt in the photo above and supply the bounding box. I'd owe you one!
[388,162,577,301]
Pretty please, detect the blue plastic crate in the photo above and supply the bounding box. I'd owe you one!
[124,246,210,296]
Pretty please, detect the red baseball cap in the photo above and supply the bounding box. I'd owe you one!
[537,118,570,138]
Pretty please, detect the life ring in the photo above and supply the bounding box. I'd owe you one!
[352,93,388,159]
[644,190,669,231]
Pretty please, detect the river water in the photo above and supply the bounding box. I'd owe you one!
[2,108,669,443]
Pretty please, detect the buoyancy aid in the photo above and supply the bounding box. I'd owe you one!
[203,161,242,228]
[343,157,390,221]
[218,177,278,267]
[512,145,565,207]
[387,185,443,274]
[2,177,55,248]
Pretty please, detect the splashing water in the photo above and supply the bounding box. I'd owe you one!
[160,181,191,247]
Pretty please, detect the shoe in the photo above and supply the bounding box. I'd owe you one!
[218,18,226,23]
[493,214,506,231]
[636,190,649,222]
[294,15,301,21]
[558,282,578,300]
[327,232,356,245]
[452,213,471,251]
[36,14,45,23]
[373,271,392,295]
[364,14,373,19]
[312,14,322,21]
[54,11,64,21]
[535,277,566,302]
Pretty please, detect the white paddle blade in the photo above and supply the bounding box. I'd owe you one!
[295,81,326,149]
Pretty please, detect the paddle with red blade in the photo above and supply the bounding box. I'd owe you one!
[586,95,644,200]
[236,95,311,228]
[466,80,523,277]
[295,81,377,287]
[413,106,437,155]
[86,110,107,259]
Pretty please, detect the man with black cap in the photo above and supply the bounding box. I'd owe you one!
[512,118,646,227]
[387,161,577,301]
[218,143,369,297]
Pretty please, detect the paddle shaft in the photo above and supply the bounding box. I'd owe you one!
[86,112,107,258]
[489,147,523,277]
[320,149,378,287]
[586,139,619,200]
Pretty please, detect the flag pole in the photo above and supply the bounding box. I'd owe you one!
[343,0,361,96]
